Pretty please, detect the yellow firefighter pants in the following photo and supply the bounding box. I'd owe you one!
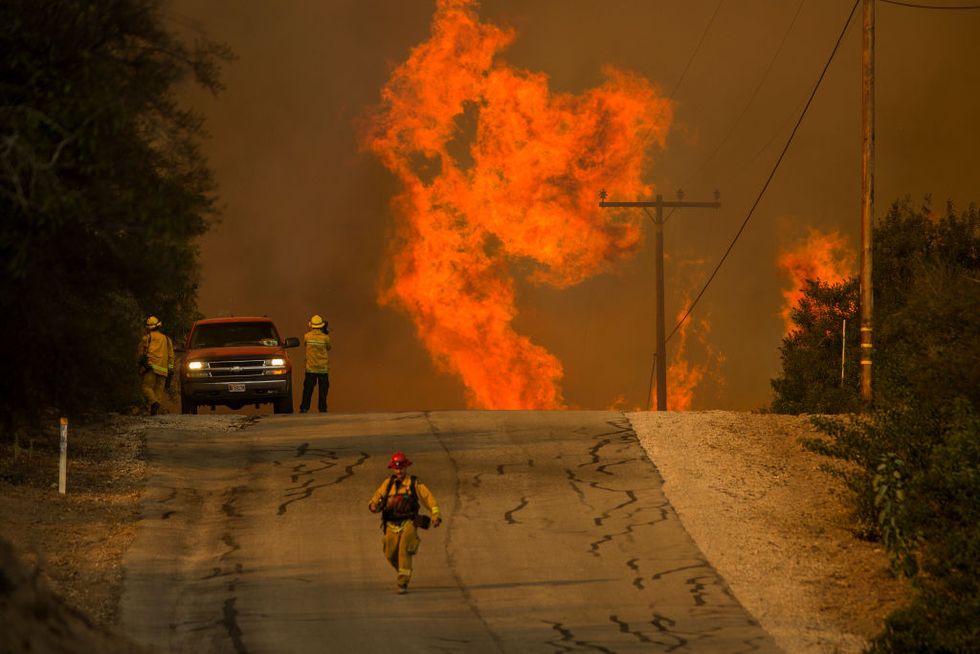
[383,520,420,586]
[141,370,166,407]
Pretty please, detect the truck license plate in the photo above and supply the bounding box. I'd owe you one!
[228,383,246,392]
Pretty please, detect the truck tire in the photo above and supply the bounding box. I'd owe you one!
[273,396,293,414]
[180,396,198,415]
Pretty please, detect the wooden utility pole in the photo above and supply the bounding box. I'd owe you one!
[860,0,875,404]
[599,190,720,411]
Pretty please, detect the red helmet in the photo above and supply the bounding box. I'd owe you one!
[387,452,412,469]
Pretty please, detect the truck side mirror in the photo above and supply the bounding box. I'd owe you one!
[284,337,300,348]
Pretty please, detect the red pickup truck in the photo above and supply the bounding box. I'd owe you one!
[178,316,300,414]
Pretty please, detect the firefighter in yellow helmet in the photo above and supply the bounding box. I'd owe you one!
[368,452,442,593]
[299,314,331,413]
[138,316,174,415]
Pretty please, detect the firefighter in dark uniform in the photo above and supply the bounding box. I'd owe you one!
[368,452,442,593]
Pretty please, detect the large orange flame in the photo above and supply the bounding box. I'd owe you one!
[655,284,722,411]
[365,0,672,408]
[665,315,703,411]
[777,228,856,333]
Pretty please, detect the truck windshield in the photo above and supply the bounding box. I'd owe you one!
[190,323,280,348]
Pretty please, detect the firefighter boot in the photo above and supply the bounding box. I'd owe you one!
[396,567,411,593]
[150,402,160,416]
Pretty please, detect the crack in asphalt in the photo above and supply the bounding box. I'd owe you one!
[220,533,240,561]
[650,562,709,582]
[199,562,243,582]
[222,486,247,518]
[156,486,180,519]
[564,469,593,510]
[591,489,638,526]
[425,412,507,654]
[503,496,528,524]
[217,485,249,651]
[275,449,369,515]
[578,418,675,564]
[626,558,643,589]
[685,574,712,607]
[222,597,247,654]
[647,613,690,651]
[543,620,616,653]
[609,614,654,643]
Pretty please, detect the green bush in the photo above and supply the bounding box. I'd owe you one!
[869,404,980,653]
[0,0,229,433]
[777,198,979,652]
[771,277,861,414]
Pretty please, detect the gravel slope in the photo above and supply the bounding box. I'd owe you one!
[627,411,907,654]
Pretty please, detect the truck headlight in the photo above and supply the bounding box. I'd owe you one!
[187,361,203,370]
[270,358,285,367]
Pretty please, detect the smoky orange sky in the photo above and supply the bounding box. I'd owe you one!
[170,0,980,412]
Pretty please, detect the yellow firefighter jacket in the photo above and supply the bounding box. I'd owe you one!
[304,328,331,373]
[140,330,174,377]
[369,475,440,531]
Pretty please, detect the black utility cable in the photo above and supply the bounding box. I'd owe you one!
[665,0,861,344]
[880,0,980,9]
[664,0,806,227]
[679,0,807,197]
[669,0,725,99]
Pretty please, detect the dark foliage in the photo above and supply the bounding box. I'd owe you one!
[776,198,979,652]
[0,0,231,430]
[770,277,861,414]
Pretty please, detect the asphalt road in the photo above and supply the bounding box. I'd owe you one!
[120,411,780,653]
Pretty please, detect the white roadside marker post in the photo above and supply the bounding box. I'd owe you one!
[59,417,68,495]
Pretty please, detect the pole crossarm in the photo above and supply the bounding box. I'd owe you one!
[597,189,720,411]
[600,200,720,209]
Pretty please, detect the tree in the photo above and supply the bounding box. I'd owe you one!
[872,198,980,414]
[783,198,979,651]
[770,277,861,414]
[771,198,979,416]
[0,0,231,430]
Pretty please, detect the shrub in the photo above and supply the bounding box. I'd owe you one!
[0,0,230,434]
[781,198,979,651]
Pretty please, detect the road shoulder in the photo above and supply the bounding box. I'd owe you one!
[627,410,908,654]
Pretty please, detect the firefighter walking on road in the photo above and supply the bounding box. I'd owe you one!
[139,316,174,416]
[368,452,442,593]
[299,314,331,413]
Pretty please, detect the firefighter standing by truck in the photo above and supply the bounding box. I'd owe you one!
[299,314,331,413]
[368,452,442,593]
[139,316,174,416]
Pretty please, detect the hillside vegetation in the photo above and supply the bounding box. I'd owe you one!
[771,198,980,652]
[0,0,230,435]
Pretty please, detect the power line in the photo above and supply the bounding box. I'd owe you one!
[669,0,725,99]
[664,0,806,228]
[678,0,808,192]
[879,0,980,9]
[665,0,861,344]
